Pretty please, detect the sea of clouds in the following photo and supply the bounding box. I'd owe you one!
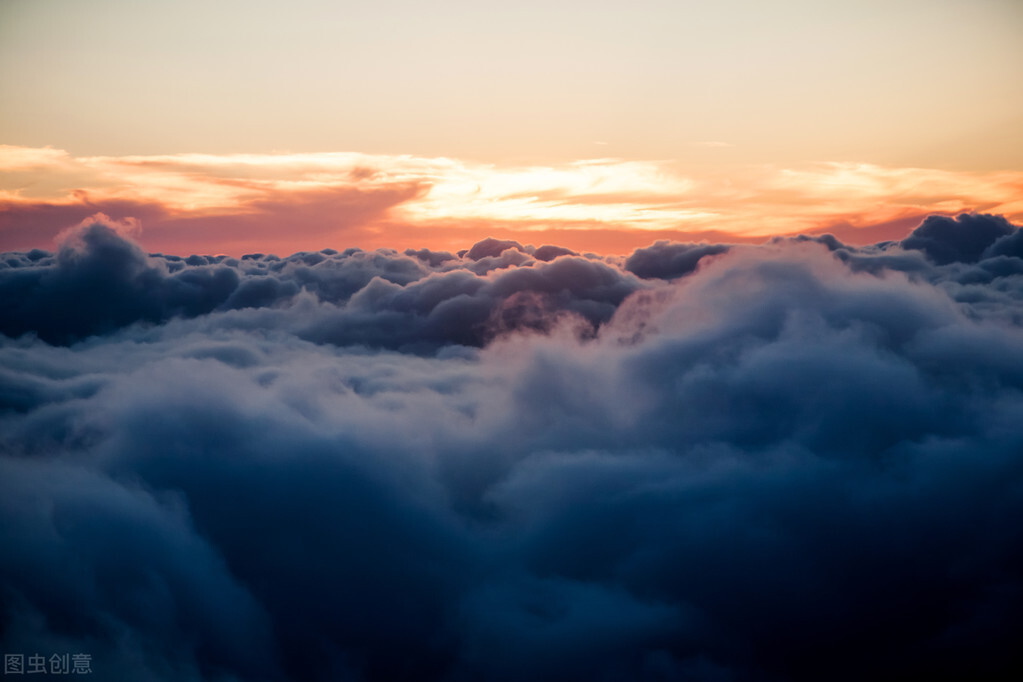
[2,214,1023,681]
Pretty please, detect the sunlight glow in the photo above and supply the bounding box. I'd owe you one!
[2,146,1021,254]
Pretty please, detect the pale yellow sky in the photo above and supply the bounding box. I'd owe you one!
[1,0,1021,170]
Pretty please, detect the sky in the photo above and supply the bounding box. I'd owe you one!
[1,0,1022,254]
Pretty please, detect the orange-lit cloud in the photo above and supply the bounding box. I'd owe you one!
[2,145,1021,255]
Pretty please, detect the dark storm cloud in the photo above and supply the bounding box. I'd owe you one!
[3,213,1023,681]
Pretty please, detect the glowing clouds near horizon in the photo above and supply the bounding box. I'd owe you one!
[2,145,1022,255]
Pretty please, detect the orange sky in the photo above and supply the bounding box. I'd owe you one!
[2,146,1021,255]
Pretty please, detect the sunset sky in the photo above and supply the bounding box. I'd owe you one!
[2,0,1022,253]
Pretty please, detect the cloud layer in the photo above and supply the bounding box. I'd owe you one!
[3,214,1023,681]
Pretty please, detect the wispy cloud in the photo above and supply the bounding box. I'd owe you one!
[2,146,1021,254]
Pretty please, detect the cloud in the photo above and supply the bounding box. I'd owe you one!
[3,147,1023,255]
[0,222,240,345]
[0,145,71,171]
[624,241,730,279]
[0,217,643,349]
[2,214,1023,680]
[900,213,1017,264]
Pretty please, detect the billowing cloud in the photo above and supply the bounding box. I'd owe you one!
[900,213,1017,265]
[624,241,730,279]
[2,214,1023,680]
[3,146,1023,255]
